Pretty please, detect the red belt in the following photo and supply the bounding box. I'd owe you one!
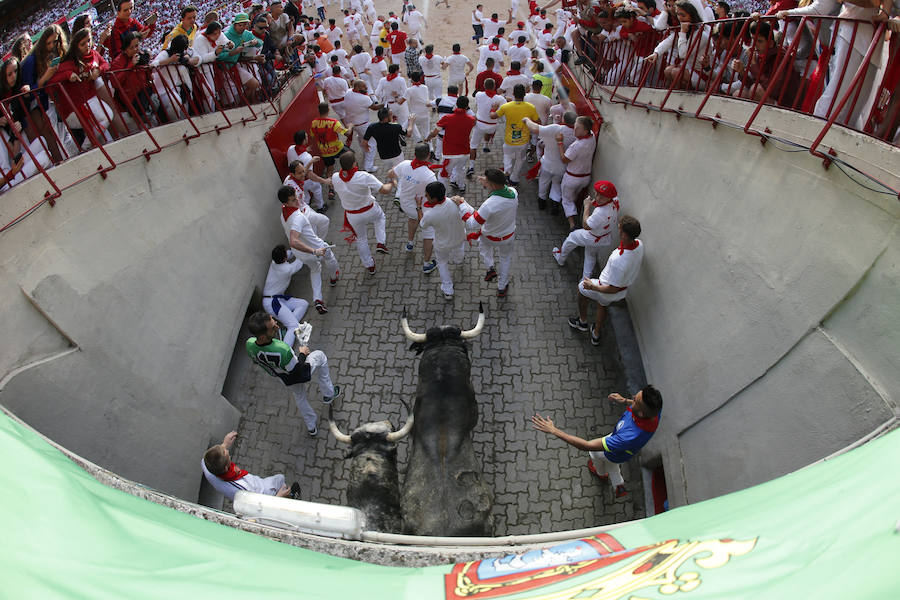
[486,231,515,242]
[329,97,344,102]
[425,73,440,78]
[346,203,374,214]
[477,118,497,125]
[592,232,611,243]
[565,170,591,177]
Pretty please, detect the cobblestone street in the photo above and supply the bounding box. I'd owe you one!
[229,138,644,535]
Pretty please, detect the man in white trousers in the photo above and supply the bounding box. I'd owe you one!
[331,151,396,274]
[262,244,310,349]
[388,144,438,273]
[341,78,381,171]
[491,84,538,186]
[553,180,620,278]
[558,115,597,229]
[420,181,467,299]
[278,185,341,314]
[245,311,343,437]
[523,110,576,210]
[454,168,519,297]
[283,160,330,239]
[202,431,299,500]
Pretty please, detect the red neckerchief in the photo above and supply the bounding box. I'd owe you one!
[592,197,619,211]
[295,144,308,154]
[516,41,525,47]
[491,17,498,22]
[282,204,300,220]
[410,158,431,169]
[628,407,659,433]
[289,174,306,189]
[413,79,422,85]
[386,72,398,81]
[339,167,358,182]
[618,239,639,255]
[423,197,444,208]
[448,93,457,97]
[424,53,433,59]
[219,462,249,481]
[329,24,336,30]
[506,69,520,75]
[576,132,592,139]
[484,89,497,97]
[372,55,384,62]
[651,8,661,16]
[488,43,498,51]
[315,51,323,58]
[453,50,461,54]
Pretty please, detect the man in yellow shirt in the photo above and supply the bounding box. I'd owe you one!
[309,102,350,176]
[491,83,539,186]
[163,6,199,48]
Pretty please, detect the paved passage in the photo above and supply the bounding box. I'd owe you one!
[229,146,644,535]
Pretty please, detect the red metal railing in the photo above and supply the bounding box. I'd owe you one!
[0,60,297,232]
[578,16,899,172]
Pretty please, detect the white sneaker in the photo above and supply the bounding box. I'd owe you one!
[552,247,565,266]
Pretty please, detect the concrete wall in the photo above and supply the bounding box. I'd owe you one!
[586,86,899,505]
[0,102,292,500]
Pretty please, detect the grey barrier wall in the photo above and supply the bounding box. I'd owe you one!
[585,86,899,505]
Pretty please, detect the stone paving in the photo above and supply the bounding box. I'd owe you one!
[228,135,644,535]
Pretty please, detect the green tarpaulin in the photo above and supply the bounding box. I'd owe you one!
[2,409,898,598]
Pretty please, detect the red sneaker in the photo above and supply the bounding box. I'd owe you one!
[587,460,609,482]
[314,300,328,314]
[330,270,340,286]
[614,484,628,498]
[376,243,389,254]
[367,264,376,275]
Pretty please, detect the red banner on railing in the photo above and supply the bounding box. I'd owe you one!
[264,78,321,180]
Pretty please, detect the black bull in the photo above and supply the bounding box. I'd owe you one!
[400,307,494,536]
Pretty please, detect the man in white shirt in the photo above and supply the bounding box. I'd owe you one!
[548,88,576,123]
[498,61,531,96]
[405,5,427,42]
[349,44,371,79]
[283,158,330,238]
[443,44,474,94]
[524,79,553,160]
[523,111,576,210]
[420,181,466,299]
[507,21,530,45]
[470,78,506,154]
[278,185,341,314]
[323,66,351,121]
[404,72,432,144]
[341,78,381,171]
[454,168,519,297]
[366,46,388,91]
[331,151,396,274]
[507,35,531,72]
[477,39,504,72]
[471,4,485,44]
[261,244,309,349]
[286,132,326,213]
[326,18,343,44]
[553,180,620,279]
[388,144,438,273]
[375,63,410,126]
[417,45,443,100]
[569,215,644,345]
[369,16,385,49]
[557,115,597,229]
[481,10,513,39]
[495,27,510,55]
[202,431,294,501]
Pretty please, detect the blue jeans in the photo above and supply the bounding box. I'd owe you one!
[317,6,326,20]
[472,24,483,43]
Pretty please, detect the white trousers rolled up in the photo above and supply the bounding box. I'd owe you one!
[346,203,387,268]
[588,451,625,486]
[262,295,310,348]
[296,248,340,301]
[352,122,377,170]
[289,349,335,432]
[561,173,590,217]
[502,143,528,182]
[559,229,612,279]
[424,75,442,99]
[434,242,465,295]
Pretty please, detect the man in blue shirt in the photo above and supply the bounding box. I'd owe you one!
[532,385,662,498]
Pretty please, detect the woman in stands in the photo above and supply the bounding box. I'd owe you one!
[0,57,52,190]
[9,34,33,62]
[20,24,68,163]
[192,22,230,112]
[49,28,128,145]
[150,34,201,122]
[110,31,159,131]
[644,1,711,89]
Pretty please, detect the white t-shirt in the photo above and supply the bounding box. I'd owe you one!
[524,92,552,123]
[281,205,325,250]
[537,124,575,173]
[200,460,283,501]
[404,84,431,115]
[406,10,425,30]
[507,44,531,69]
[585,199,619,243]
[444,53,471,81]
[477,45,504,71]
[459,188,518,238]
[474,91,506,123]
[508,29,530,44]
[342,90,376,125]
[481,17,507,39]
[419,198,466,250]
[326,26,343,44]
[323,75,350,101]
[376,75,408,105]
[418,54,443,76]
[349,51,371,77]
[499,73,531,96]
[393,160,437,204]
[549,101,575,124]
[263,251,305,295]
[332,170,383,210]
[564,135,597,176]
[471,8,484,25]
[600,240,644,288]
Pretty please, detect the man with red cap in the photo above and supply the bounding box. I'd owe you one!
[569,215,644,346]
[553,180,620,279]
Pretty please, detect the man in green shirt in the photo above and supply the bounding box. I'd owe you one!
[245,311,342,437]
[219,13,261,98]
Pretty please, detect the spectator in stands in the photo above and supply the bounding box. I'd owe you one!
[150,34,200,122]
[644,1,710,89]
[730,20,797,102]
[110,31,158,130]
[715,1,731,19]
[268,0,296,53]
[49,29,128,144]
[192,21,229,110]
[250,15,278,95]
[163,6,200,49]
[72,12,112,51]
[219,13,262,101]
[20,24,67,163]
[106,0,158,60]
[10,34,33,62]
[0,57,51,190]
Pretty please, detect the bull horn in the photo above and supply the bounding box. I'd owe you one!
[385,401,414,443]
[400,307,426,343]
[460,302,486,339]
[327,405,352,444]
